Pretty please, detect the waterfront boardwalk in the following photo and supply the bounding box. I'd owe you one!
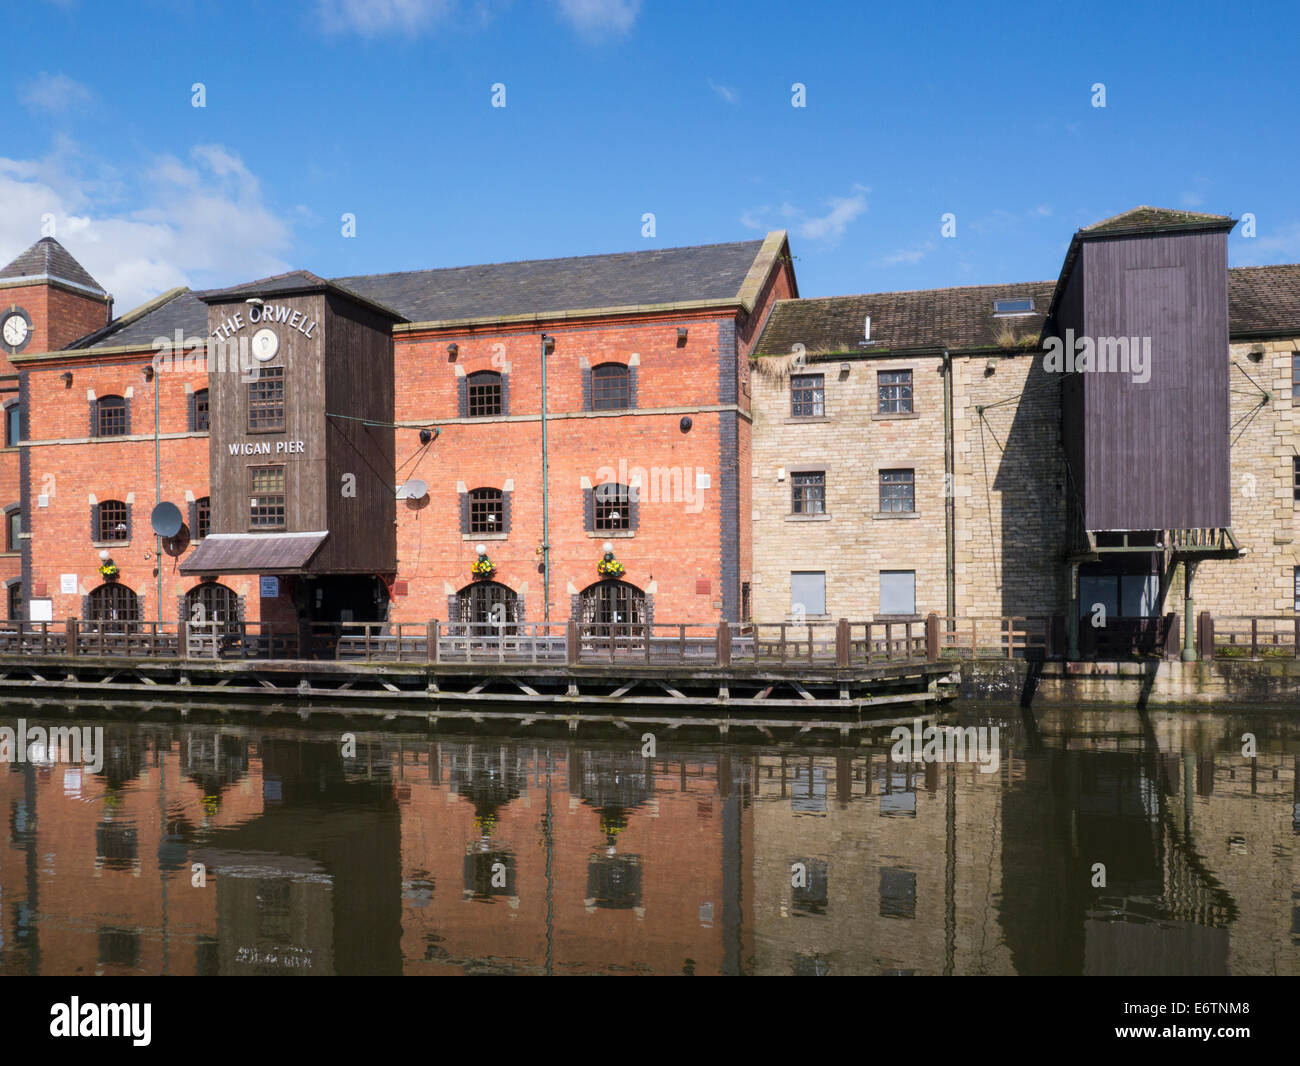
[0,617,954,716]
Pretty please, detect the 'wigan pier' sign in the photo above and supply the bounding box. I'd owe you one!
[210,303,318,341]
[230,440,306,455]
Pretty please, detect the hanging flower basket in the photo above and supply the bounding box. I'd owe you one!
[98,563,120,581]
[471,556,496,579]
[597,556,625,579]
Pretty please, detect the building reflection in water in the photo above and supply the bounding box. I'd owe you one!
[1,708,1298,975]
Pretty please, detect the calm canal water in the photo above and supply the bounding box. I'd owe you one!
[1,703,1297,976]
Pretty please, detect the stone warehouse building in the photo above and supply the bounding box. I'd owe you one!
[749,207,1300,656]
[0,232,795,634]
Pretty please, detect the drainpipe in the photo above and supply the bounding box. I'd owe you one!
[942,350,955,624]
[540,333,552,623]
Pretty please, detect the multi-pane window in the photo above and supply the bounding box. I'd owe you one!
[594,484,632,531]
[98,500,129,542]
[193,389,210,432]
[97,396,127,436]
[1294,456,1300,502]
[249,466,286,529]
[878,370,913,413]
[248,367,285,431]
[4,404,18,447]
[791,471,825,514]
[195,497,211,540]
[790,374,824,417]
[591,364,631,410]
[6,510,18,552]
[1293,354,1300,399]
[467,372,502,417]
[469,488,504,534]
[879,469,915,512]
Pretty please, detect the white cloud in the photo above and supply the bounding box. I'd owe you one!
[0,142,292,312]
[741,185,868,244]
[708,79,739,105]
[317,0,454,35]
[1236,221,1300,263]
[554,0,640,38]
[20,73,93,114]
[879,241,934,266]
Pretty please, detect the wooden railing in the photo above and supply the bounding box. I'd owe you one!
[1207,616,1300,659]
[936,616,1050,660]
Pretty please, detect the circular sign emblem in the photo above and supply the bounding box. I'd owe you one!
[251,328,279,361]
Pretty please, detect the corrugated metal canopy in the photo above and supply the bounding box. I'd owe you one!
[179,532,329,574]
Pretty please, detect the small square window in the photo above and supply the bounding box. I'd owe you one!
[790,374,824,417]
[467,372,503,417]
[879,469,914,512]
[469,488,504,534]
[878,370,913,414]
[98,501,129,542]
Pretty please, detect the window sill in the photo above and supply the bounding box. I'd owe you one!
[783,416,830,424]
[0,550,18,558]
[872,511,919,520]
[588,530,635,538]
[787,614,831,622]
[92,540,131,548]
[872,411,919,420]
[463,532,509,541]
[786,514,832,521]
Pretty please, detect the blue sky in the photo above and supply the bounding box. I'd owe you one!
[4,0,1298,311]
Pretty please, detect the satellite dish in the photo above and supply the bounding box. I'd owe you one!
[162,526,191,557]
[151,502,184,538]
[397,478,428,500]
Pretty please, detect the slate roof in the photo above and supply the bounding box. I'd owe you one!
[0,237,105,294]
[179,531,329,574]
[752,281,1057,357]
[74,237,770,351]
[1228,264,1300,336]
[333,239,768,323]
[196,270,407,322]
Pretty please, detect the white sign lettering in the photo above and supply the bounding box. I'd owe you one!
[229,440,306,456]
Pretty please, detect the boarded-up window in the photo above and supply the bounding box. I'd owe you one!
[879,570,915,616]
[791,571,825,616]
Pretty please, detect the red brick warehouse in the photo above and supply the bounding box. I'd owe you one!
[0,231,795,634]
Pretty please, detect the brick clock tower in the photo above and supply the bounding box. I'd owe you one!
[0,236,112,620]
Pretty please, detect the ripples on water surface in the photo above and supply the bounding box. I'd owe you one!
[1,704,1297,975]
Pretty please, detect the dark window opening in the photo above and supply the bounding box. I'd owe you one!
[5,510,18,553]
[7,583,20,621]
[195,496,211,540]
[88,583,140,628]
[467,372,502,417]
[4,405,18,447]
[96,395,127,437]
[591,363,631,410]
[594,484,632,531]
[248,367,285,432]
[98,500,129,542]
[469,488,504,534]
[193,389,210,432]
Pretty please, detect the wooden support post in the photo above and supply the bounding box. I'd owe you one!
[567,620,579,665]
[835,618,849,668]
[1165,614,1180,660]
[926,612,939,663]
[1197,611,1214,661]
[66,618,78,657]
[716,621,732,667]
[1250,617,1259,659]
[1294,615,1299,659]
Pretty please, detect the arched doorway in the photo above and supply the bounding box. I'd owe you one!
[578,581,647,652]
[87,583,140,632]
[185,582,241,636]
[455,581,521,633]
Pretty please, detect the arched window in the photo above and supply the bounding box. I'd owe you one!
[4,403,19,447]
[579,580,646,629]
[591,363,630,410]
[466,371,503,417]
[5,508,19,552]
[6,582,21,621]
[456,580,521,631]
[467,487,504,535]
[95,395,128,437]
[185,582,240,636]
[88,584,140,630]
[192,496,211,540]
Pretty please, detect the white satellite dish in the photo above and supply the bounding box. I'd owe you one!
[397,478,428,500]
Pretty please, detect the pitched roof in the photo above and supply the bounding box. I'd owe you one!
[753,265,1300,358]
[0,236,106,294]
[751,281,1057,358]
[70,237,774,351]
[1082,206,1234,236]
[333,238,769,323]
[196,269,406,321]
[1228,264,1300,337]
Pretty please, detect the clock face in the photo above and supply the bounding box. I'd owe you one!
[2,313,29,349]
[251,328,279,361]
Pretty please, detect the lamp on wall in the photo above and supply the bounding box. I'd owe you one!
[143,365,154,381]
[677,327,688,347]
[60,372,73,388]
[447,343,458,360]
